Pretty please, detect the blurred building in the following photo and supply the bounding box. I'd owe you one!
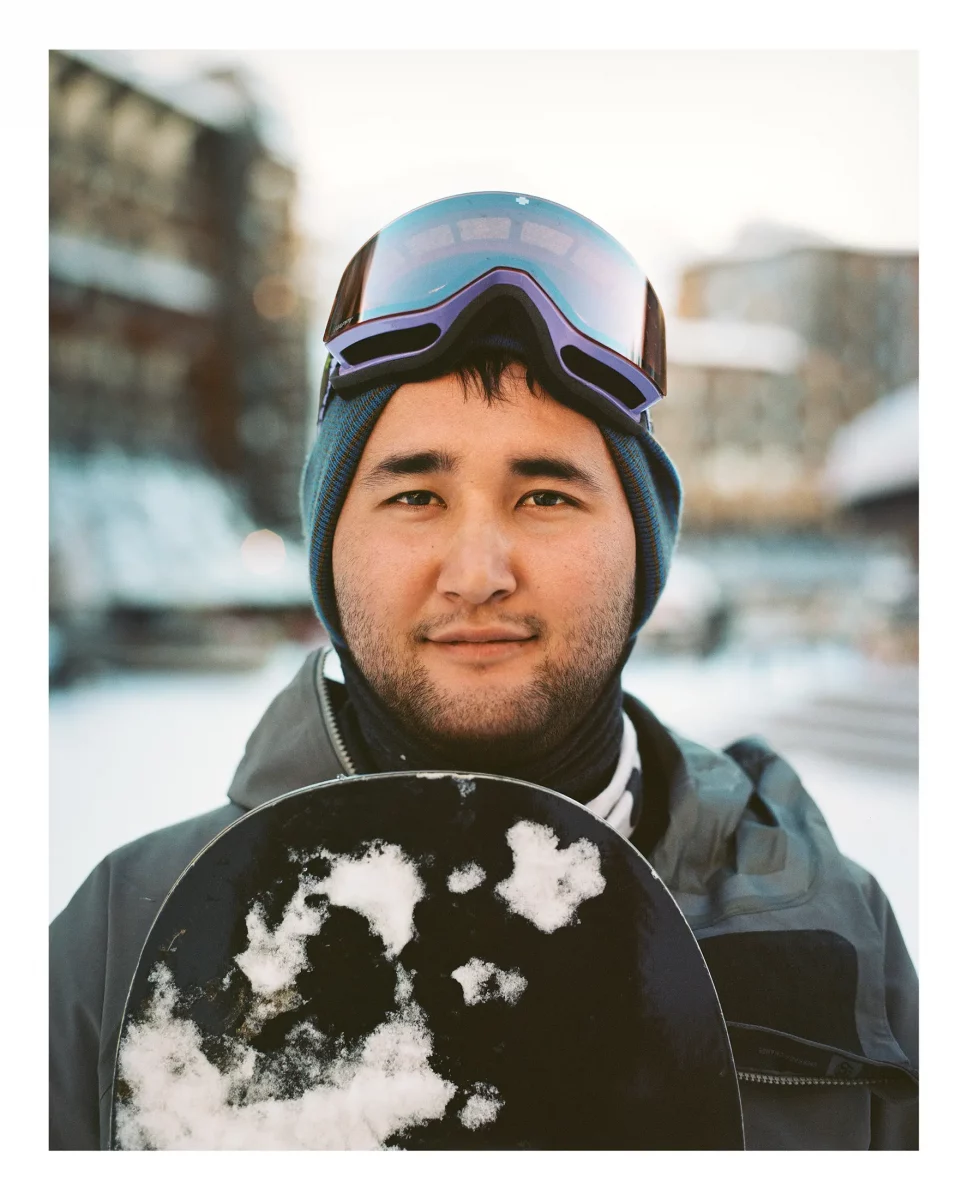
[653,222,918,531]
[823,381,918,663]
[49,49,312,535]
[49,50,316,676]
[825,380,918,558]
[654,317,818,526]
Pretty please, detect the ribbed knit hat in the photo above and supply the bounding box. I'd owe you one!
[300,348,682,650]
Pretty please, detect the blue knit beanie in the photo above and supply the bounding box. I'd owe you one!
[300,362,682,650]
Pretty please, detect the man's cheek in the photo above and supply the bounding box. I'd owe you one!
[361,561,411,632]
[549,545,614,599]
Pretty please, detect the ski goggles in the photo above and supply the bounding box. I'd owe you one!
[320,192,666,438]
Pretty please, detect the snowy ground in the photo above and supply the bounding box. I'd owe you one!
[49,640,918,966]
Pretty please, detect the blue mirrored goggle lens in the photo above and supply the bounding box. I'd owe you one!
[325,193,655,373]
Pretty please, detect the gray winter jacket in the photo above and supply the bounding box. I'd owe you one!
[49,649,918,1150]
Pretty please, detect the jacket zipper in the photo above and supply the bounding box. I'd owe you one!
[737,1071,885,1087]
[315,649,356,776]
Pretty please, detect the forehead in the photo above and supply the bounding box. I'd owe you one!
[361,370,611,461]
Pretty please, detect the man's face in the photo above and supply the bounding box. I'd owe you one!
[332,366,637,766]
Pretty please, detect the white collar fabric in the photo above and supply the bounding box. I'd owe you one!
[584,711,641,840]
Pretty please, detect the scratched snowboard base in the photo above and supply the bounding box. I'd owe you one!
[110,772,744,1150]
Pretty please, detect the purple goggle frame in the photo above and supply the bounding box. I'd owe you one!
[319,268,663,437]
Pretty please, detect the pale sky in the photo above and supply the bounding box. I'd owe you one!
[119,49,917,355]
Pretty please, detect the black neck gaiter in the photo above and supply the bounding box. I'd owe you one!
[333,650,626,804]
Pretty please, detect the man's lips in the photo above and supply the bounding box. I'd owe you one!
[425,627,536,644]
[422,627,538,663]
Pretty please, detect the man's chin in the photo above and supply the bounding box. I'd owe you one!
[422,662,542,704]
[390,669,548,756]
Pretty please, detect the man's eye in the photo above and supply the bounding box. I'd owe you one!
[390,490,440,507]
[520,491,573,508]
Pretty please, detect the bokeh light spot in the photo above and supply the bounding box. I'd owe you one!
[252,275,296,321]
[241,529,287,575]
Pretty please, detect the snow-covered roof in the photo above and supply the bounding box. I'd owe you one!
[64,49,246,128]
[725,220,837,261]
[666,317,806,375]
[49,450,310,610]
[684,220,917,269]
[824,382,918,505]
[49,230,218,314]
[60,49,296,167]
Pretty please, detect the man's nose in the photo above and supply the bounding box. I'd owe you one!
[435,516,517,606]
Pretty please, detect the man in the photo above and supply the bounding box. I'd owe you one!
[50,192,917,1150]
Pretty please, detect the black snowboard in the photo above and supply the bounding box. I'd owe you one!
[110,772,744,1150]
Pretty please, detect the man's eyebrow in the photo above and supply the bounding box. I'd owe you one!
[509,456,605,492]
[359,449,460,487]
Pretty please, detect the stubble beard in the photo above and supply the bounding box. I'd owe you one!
[335,584,634,772]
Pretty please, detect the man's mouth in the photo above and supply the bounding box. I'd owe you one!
[423,627,538,663]
[427,627,535,644]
